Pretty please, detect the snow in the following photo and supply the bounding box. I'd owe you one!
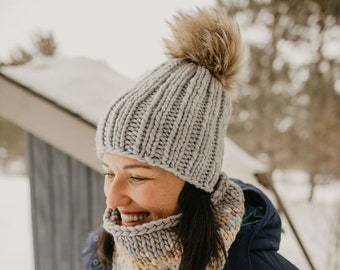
[0,173,34,270]
[1,57,133,125]
[275,170,340,270]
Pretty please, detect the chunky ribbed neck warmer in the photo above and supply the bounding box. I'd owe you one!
[103,173,244,270]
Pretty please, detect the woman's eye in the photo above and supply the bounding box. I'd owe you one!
[130,176,146,182]
[103,173,115,179]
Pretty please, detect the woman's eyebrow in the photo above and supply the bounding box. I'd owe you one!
[101,162,151,170]
[123,164,152,170]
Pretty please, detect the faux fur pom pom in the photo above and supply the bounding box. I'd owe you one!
[164,8,244,91]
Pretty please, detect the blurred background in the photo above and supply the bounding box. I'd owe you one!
[0,0,339,270]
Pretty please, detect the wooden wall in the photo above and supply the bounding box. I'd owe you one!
[26,133,105,270]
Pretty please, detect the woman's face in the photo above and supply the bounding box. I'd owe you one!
[102,153,185,226]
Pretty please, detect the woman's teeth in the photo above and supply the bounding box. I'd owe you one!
[120,213,148,223]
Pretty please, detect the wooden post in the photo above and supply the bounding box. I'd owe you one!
[255,172,316,270]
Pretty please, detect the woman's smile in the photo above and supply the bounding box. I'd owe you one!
[118,210,150,226]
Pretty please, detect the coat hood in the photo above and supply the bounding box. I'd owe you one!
[229,179,286,269]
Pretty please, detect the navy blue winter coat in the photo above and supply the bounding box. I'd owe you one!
[82,179,299,270]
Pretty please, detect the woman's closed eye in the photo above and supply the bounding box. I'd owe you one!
[103,173,147,182]
[129,176,148,182]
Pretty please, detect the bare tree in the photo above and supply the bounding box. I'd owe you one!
[31,31,57,56]
[8,46,33,66]
[217,0,340,187]
[0,30,57,66]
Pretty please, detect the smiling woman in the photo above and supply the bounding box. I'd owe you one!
[84,7,298,270]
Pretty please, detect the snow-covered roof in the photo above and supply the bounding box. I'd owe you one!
[0,57,267,183]
[1,56,133,125]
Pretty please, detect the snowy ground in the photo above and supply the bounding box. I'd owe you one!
[0,173,34,270]
[0,169,339,270]
[275,170,340,270]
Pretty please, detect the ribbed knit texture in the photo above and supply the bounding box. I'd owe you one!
[96,59,232,192]
[103,173,244,269]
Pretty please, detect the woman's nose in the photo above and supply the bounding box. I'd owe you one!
[105,176,131,209]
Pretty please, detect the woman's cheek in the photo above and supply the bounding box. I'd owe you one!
[133,185,158,205]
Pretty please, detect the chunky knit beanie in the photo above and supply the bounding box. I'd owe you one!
[96,8,244,192]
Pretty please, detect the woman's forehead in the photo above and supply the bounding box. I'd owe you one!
[102,153,154,170]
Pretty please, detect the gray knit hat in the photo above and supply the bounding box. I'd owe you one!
[96,8,244,192]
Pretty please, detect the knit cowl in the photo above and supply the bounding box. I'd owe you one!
[103,173,244,270]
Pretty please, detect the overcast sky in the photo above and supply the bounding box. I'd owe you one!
[0,0,214,79]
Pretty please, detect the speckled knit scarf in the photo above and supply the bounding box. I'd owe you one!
[103,173,244,270]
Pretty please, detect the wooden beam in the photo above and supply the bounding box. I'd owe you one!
[0,75,101,173]
[255,172,316,270]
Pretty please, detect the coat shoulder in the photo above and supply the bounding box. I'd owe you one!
[229,178,299,270]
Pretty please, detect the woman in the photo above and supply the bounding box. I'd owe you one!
[83,8,299,270]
